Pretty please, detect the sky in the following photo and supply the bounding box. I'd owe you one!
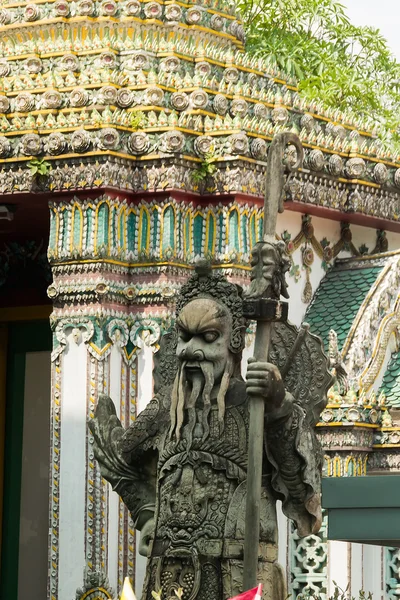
[343,0,400,59]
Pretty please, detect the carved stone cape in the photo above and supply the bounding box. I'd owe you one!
[89,271,331,600]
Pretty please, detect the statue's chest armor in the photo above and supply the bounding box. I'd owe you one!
[157,462,236,548]
[156,407,246,546]
[154,405,276,551]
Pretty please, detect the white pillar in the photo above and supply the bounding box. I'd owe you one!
[49,317,140,600]
[350,543,363,597]
[328,541,349,595]
[58,333,87,600]
[363,545,384,598]
[108,345,123,593]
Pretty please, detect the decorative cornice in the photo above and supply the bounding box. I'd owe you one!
[50,312,172,362]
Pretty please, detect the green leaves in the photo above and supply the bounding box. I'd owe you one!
[192,152,218,183]
[130,111,148,130]
[28,158,52,177]
[241,0,400,152]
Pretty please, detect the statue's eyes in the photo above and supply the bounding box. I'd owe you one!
[178,328,191,342]
[203,331,219,343]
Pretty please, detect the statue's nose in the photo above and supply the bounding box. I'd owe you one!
[181,347,205,361]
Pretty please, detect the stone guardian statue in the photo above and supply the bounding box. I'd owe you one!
[89,265,331,600]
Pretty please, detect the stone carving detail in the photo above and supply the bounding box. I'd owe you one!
[0,96,10,113]
[15,92,35,112]
[194,136,214,157]
[250,138,268,160]
[159,130,185,153]
[43,90,62,109]
[328,154,343,176]
[21,134,42,156]
[307,149,325,171]
[117,88,135,108]
[128,132,150,155]
[386,548,400,600]
[394,169,400,189]
[190,89,209,109]
[75,568,113,600]
[70,88,89,107]
[171,92,189,111]
[98,128,120,150]
[345,157,366,179]
[0,137,11,158]
[374,162,388,185]
[0,60,10,77]
[213,94,229,115]
[165,4,182,21]
[45,133,67,155]
[71,129,91,153]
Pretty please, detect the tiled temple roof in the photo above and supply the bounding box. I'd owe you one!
[380,352,400,408]
[305,260,384,350]
[0,0,399,223]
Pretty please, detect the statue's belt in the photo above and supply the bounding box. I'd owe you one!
[152,539,278,562]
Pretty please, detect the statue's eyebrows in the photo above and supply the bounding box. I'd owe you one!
[176,316,188,330]
[197,312,225,332]
[176,310,225,333]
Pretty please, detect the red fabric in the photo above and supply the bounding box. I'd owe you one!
[228,584,263,600]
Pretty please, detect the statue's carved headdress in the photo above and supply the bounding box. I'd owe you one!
[176,260,247,354]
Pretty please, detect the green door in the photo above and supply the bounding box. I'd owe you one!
[0,320,52,600]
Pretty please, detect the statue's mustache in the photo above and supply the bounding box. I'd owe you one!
[169,355,234,444]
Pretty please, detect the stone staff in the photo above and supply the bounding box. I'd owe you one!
[242,132,304,590]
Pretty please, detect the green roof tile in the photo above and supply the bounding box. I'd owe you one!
[380,352,400,408]
[305,264,383,351]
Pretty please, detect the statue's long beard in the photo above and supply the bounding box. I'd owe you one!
[169,355,234,443]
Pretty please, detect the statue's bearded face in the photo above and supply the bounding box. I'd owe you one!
[169,298,234,442]
[176,298,232,383]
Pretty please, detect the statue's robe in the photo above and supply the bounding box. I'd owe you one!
[107,377,322,600]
